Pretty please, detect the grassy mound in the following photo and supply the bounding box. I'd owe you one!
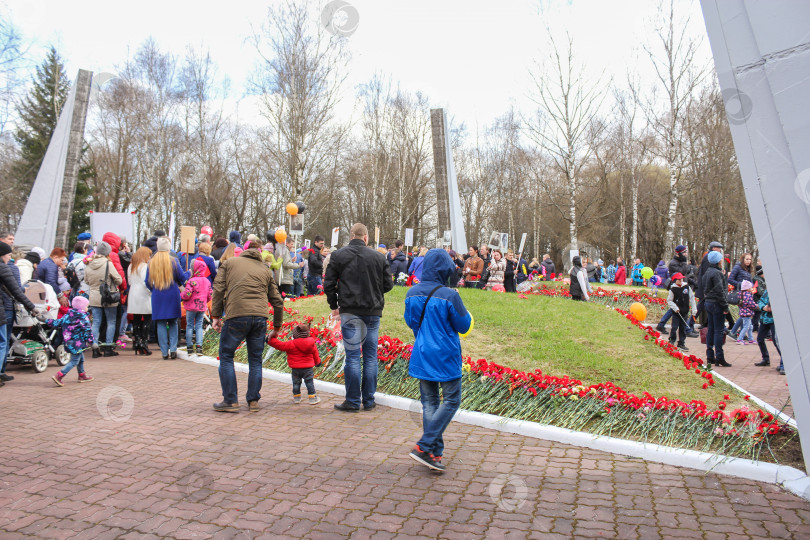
[284,286,733,404]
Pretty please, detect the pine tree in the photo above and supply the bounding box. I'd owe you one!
[12,46,71,190]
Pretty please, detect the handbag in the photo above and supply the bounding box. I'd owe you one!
[99,262,121,306]
[700,327,726,345]
[727,289,740,305]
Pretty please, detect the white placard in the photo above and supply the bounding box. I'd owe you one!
[330,227,339,247]
[290,214,304,235]
[518,233,527,255]
[500,233,509,252]
[442,230,452,245]
[488,231,502,250]
[569,249,580,265]
[404,228,414,247]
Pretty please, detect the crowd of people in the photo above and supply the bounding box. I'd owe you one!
[0,223,783,471]
[568,242,782,374]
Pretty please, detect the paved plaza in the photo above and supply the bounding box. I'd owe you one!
[1,350,808,539]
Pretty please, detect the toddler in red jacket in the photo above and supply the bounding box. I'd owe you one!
[268,323,321,404]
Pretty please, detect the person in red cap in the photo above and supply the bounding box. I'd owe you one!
[666,273,696,351]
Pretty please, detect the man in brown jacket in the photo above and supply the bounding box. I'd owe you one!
[211,247,284,413]
[462,246,484,288]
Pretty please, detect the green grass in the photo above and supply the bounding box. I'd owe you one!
[287,287,738,405]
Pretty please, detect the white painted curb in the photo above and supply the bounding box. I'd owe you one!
[179,351,810,501]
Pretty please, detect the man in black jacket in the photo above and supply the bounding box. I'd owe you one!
[388,240,408,284]
[0,241,40,385]
[324,223,393,412]
[695,241,724,327]
[307,235,325,294]
[702,250,731,367]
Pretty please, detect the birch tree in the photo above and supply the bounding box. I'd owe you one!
[644,0,707,252]
[525,33,604,248]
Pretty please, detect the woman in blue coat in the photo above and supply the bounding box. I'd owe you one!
[145,238,188,359]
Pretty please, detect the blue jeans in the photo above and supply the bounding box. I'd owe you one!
[2,309,13,374]
[91,306,118,346]
[340,314,380,408]
[307,275,322,295]
[757,322,782,367]
[186,311,204,347]
[156,318,179,356]
[738,316,753,341]
[293,279,303,298]
[417,378,462,458]
[119,305,128,336]
[61,352,85,375]
[218,316,267,404]
[705,301,726,364]
[0,323,7,375]
[659,308,673,327]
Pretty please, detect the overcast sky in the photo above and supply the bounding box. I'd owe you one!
[4,0,714,129]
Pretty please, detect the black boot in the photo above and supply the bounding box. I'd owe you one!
[92,346,101,358]
[102,346,119,357]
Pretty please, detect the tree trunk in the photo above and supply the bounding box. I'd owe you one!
[664,164,679,252]
[631,169,639,261]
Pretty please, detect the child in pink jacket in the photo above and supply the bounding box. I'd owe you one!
[182,258,212,354]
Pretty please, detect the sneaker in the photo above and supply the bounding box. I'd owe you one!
[196,345,203,355]
[747,340,756,345]
[778,366,785,375]
[409,445,442,471]
[187,346,194,355]
[656,325,666,334]
[363,402,376,411]
[728,332,738,341]
[755,360,770,367]
[736,340,745,345]
[52,371,65,387]
[248,400,259,412]
[333,401,360,412]
[308,395,321,404]
[293,394,302,404]
[213,401,239,413]
[78,372,94,383]
[678,345,689,352]
[687,331,700,339]
[0,373,14,382]
[430,455,446,472]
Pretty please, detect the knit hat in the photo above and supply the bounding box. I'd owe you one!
[192,257,207,276]
[96,241,112,257]
[156,237,171,252]
[675,245,686,253]
[247,234,258,244]
[77,232,91,241]
[292,324,310,339]
[0,242,11,257]
[708,251,722,264]
[31,247,46,260]
[741,280,753,291]
[234,247,243,257]
[24,252,40,264]
[229,230,242,244]
[214,237,228,248]
[379,244,386,249]
[71,296,90,312]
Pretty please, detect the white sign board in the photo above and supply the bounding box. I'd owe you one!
[330,227,339,248]
[291,214,304,235]
[404,228,414,247]
[500,233,509,252]
[518,233,527,255]
[442,230,452,246]
[90,212,135,246]
[569,249,580,265]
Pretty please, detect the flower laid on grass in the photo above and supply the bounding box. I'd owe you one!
[199,286,793,463]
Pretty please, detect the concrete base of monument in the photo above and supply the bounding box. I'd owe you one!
[179,350,810,501]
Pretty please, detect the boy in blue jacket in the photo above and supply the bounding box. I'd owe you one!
[404,249,473,472]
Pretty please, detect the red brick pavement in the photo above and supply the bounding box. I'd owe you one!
[1,351,809,539]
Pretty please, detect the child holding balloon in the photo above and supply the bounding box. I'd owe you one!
[666,273,697,351]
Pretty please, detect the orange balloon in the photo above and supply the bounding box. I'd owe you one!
[275,228,287,243]
[286,203,298,216]
[629,302,648,322]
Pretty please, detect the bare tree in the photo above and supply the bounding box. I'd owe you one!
[525,32,605,248]
[250,0,350,203]
[644,0,708,252]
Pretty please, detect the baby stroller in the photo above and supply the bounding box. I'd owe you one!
[7,281,68,373]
